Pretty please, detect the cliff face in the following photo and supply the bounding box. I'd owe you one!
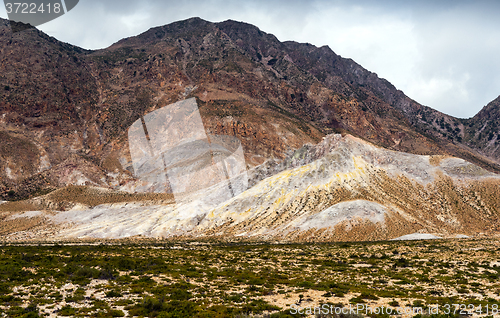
[0,17,498,201]
[0,19,105,199]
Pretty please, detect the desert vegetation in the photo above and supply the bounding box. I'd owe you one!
[0,238,499,317]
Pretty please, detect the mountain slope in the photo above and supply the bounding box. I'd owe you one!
[464,96,500,159]
[199,134,500,241]
[0,17,498,202]
[217,20,500,170]
[3,134,499,241]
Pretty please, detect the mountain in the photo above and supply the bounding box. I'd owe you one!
[2,134,499,241]
[215,20,500,168]
[0,17,499,203]
[463,96,500,159]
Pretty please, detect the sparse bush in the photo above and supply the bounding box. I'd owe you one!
[105,290,122,298]
[108,309,125,317]
[58,305,76,316]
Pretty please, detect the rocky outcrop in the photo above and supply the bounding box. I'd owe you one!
[464,96,500,160]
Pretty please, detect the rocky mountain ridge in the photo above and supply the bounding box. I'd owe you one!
[0,17,498,202]
[216,19,499,166]
[463,96,500,159]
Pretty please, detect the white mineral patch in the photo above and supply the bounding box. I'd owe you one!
[391,233,442,241]
[68,203,91,211]
[7,210,43,220]
[295,200,387,230]
[439,157,495,179]
[38,154,51,172]
[50,179,238,239]
[52,204,176,239]
[343,137,437,184]
[454,234,470,239]
[5,167,13,179]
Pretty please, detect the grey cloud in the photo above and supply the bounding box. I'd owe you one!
[409,2,500,117]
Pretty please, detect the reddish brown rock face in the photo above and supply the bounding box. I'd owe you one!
[0,17,498,201]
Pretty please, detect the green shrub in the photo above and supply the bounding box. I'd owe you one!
[6,302,40,318]
[105,290,123,298]
[99,264,118,280]
[241,299,280,314]
[108,309,125,317]
[58,305,76,316]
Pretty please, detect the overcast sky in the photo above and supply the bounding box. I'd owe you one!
[2,0,499,118]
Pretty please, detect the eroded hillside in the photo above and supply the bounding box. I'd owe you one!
[2,134,499,242]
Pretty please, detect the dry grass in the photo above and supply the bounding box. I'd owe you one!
[0,201,39,213]
[429,155,450,166]
[1,185,175,214]
[42,185,175,207]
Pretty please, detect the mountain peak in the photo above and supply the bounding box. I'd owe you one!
[216,19,266,31]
